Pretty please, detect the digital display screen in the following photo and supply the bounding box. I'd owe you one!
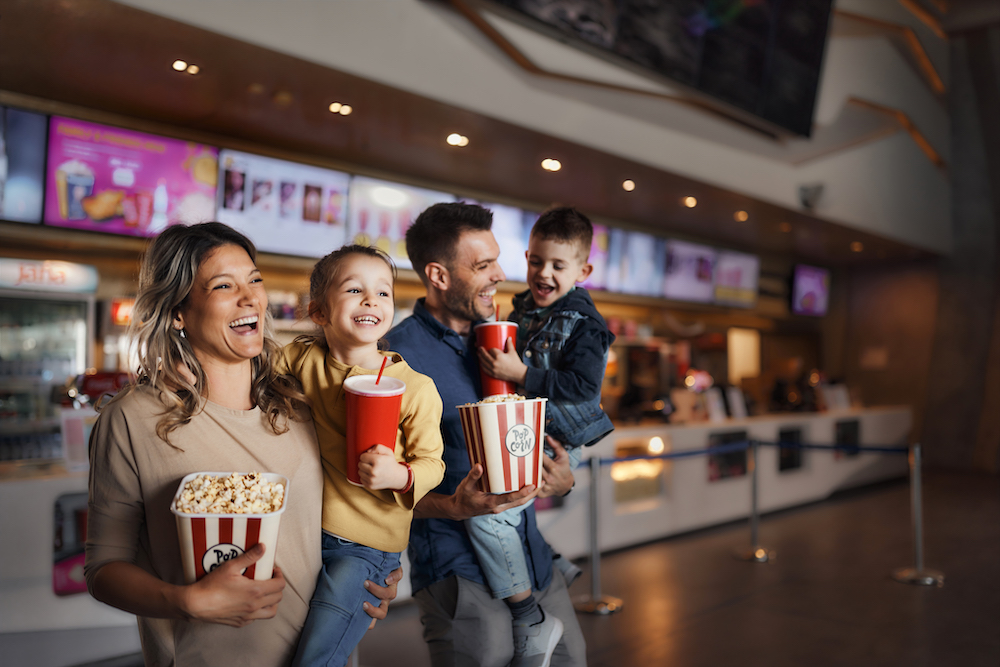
[44,116,218,236]
[347,177,455,270]
[714,251,759,308]
[791,264,830,316]
[216,149,350,257]
[1,106,48,224]
[580,223,610,292]
[620,231,665,296]
[663,240,717,303]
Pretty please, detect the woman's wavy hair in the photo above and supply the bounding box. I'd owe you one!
[111,222,308,444]
[298,244,397,350]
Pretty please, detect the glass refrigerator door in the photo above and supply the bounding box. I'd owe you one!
[0,292,92,463]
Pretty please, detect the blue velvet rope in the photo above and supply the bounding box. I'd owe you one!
[591,439,909,466]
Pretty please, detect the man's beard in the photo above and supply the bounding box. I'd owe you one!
[444,275,491,324]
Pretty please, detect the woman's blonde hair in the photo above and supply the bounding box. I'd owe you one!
[112,222,307,444]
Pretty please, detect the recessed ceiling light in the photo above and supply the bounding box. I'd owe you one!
[329,102,342,113]
[622,180,636,192]
[248,83,265,95]
[186,64,199,75]
[172,60,188,72]
[541,158,562,172]
[447,133,469,147]
[851,241,864,252]
[682,196,697,208]
[734,210,749,222]
[778,222,792,233]
[339,104,352,116]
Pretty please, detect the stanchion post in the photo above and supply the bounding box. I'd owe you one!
[573,456,623,615]
[736,439,774,563]
[892,443,944,586]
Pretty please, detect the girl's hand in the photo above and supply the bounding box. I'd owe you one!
[358,445,409,490]
[176,543,285,627]
[477,337,528,384]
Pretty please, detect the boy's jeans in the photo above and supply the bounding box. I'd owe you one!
[292,533,401,667]
[465,445,582,599]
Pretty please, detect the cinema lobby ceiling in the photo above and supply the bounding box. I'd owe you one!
[0,0,935,265]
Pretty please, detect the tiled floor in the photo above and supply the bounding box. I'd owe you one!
[356,471,1000,667]
[4,471,997,667]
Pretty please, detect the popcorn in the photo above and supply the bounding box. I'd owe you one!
[470,393,526,405]
[174,472,284,514]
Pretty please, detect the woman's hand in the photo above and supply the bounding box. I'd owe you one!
[176,543,285,627]
[477,337,528,384]
[362,566,403,629]
[358,445,409,491]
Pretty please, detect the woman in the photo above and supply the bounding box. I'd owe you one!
[84,222,399,666]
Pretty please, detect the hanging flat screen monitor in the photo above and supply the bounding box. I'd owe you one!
[216,149,350,257]
[44,116,218,236]
[580,223,610,292]
[663,240,716,303]
[347,177,455,270]
[791,264,830,316]
[1,106,48,224]
[620,231,665,296]
[714,251,759,308]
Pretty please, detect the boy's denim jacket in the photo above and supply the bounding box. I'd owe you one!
[511,287,615,449]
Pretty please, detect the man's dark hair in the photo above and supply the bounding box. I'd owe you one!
[530,207,593,261]
[406,202,493,283]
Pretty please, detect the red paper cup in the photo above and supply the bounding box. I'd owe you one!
[170,471,288,584]
[344,375,405,485]
[474,321,519,398]
[457,397,546,493]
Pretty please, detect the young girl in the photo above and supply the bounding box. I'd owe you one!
[282,245,445,667]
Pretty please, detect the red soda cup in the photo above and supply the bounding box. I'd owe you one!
[343,375,406,485]
[474,321,518,398]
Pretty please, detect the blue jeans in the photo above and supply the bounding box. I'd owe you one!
[466,446,582,599]
[292,533,401,667]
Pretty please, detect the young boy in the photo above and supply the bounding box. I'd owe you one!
[474,206,615,667]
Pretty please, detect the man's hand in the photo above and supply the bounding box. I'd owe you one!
[362,566,403,629]
[538,436,575,498]
[358,445,409,491]
[477,337,528,385]
[414,464,538,521]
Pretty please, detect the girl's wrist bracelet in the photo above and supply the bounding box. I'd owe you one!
[391,461,413,494]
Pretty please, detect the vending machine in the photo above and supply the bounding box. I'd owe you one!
[0,258,96,465]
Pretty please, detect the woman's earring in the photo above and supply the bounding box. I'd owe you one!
[179,329,187,339]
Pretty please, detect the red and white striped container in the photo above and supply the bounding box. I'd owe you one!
[457,398,546,494]
[170,472,288,584]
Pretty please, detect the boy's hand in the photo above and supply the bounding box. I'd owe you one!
[477,337,528,384]
[358,445,409,491]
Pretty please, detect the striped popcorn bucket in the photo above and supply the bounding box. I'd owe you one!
[170,472,288,584]
[457,398,547,494]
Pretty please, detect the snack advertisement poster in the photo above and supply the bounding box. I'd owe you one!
[44,116,218,236]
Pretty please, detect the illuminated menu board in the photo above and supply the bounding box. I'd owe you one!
[44,117,218,236]
[621,231,666,297]
[491,203,529,282]
[791,264,830,316]
[580,223,610,291]
[216,149,350,257]
[713,251,759,307]
[347,177,455,270]
[1,107,47,224]
[663,240,717,303]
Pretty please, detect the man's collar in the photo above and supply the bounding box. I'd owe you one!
[413,298,478,340]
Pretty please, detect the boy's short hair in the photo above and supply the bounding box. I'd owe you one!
[530,207,593,261]
[406,202,493,284]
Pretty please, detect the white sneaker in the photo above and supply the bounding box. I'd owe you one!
[510,609,564,667]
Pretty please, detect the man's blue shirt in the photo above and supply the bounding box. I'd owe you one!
[386,299,553,594]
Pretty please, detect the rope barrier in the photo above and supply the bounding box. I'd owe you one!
[573,437,944,616]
